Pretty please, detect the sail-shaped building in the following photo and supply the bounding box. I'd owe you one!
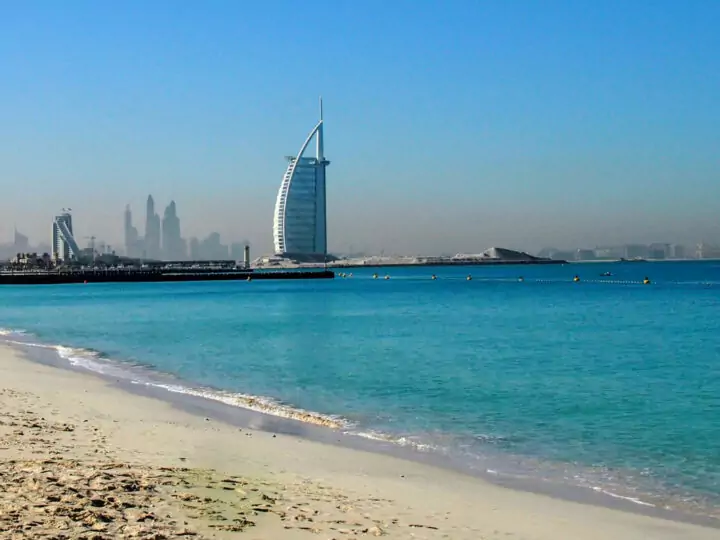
[272,100,330,259]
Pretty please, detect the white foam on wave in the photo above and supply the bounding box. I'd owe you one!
[0,327,362,434]
[49,342,351,430]
[54,345,132,378]
[349,429,438,453]
[1,329,475,457]
[3,330,348,430]
[1,330,519,468]
[591,486,656,507]
[134,380,350,430]
[1,338,57,350]
[0,327,27,336]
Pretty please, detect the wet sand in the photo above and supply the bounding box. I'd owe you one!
[1,344,717,539]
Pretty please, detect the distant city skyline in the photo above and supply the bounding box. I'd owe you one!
[122,195,242,261]
[1,3,718,254]
[2,204,719,262]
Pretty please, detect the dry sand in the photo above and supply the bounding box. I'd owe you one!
[0,344,717,540]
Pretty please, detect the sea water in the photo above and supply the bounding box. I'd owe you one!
[1,261,719,517]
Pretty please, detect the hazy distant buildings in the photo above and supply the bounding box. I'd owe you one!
[272,99,330,260]
[144,196,162,259]
[575,249,595,261]
[185,234,229,260]
[123,205,142,258]
[538,248,574,261]
[623,244,648,260]
[13,228,29,252]
[0,228,51,261]
[592,246,625,260]
[670,244,686,259]
[200,233,228,260]
[122,196,188,260]
[541,243,695,261]
[230,242,245,261]
[161,201,185,260]
[648,243,670,260]
[696,243,720,259]
[189,237,200,260]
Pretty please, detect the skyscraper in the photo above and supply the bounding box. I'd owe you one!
[124,204,140,257]
[52,210,79,261]
[161,200,185,260]
[144,195,161,259]
[189,237,200,260]
[272,99,330,259]
[13,227,29,252]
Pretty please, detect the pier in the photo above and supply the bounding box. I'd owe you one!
[0,268,334,285]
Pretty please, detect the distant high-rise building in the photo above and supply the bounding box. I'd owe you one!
[593,246,625,260]
[670,244,686,259]
[272,98,330,259]
[199,232,228,260]
[124,204,141,257]
[52,210,80,261]
[696,243,720,259]
[648,243,670,260]
[189,237,200,260]
[161,200,185,260]
[13,227,29,252]
[144,195,161,259]
[624,244,648,260]
[230,242,245,261]
[575,249,596,261]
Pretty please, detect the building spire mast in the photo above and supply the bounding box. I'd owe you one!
[316,96,324,160]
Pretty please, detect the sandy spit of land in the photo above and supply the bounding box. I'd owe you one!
[0,345,717,540]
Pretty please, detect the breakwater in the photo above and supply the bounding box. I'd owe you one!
[0,268,334,285]
[331,259,566,269]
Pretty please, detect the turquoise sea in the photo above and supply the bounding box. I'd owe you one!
[1,261,719,517]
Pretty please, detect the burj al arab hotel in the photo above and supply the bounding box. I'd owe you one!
[272,99,330,260]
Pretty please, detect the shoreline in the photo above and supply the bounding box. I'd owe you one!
[1,340,718,538]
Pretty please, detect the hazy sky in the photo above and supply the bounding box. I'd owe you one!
[1,0,718,255]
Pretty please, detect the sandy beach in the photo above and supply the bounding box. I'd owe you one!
[0,344,717,540]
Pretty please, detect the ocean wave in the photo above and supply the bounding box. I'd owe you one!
[2,328,444,450]
[133,380,350,430]
[54,345,137,378]
[0,327,27,336]
[349,429,438,453]
[591,486,656,507]
[4,334,350,431]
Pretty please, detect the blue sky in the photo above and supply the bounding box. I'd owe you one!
[1,0,718,254]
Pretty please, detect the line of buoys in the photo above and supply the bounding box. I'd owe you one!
[367,274,653,285]
[582,280,644,285]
